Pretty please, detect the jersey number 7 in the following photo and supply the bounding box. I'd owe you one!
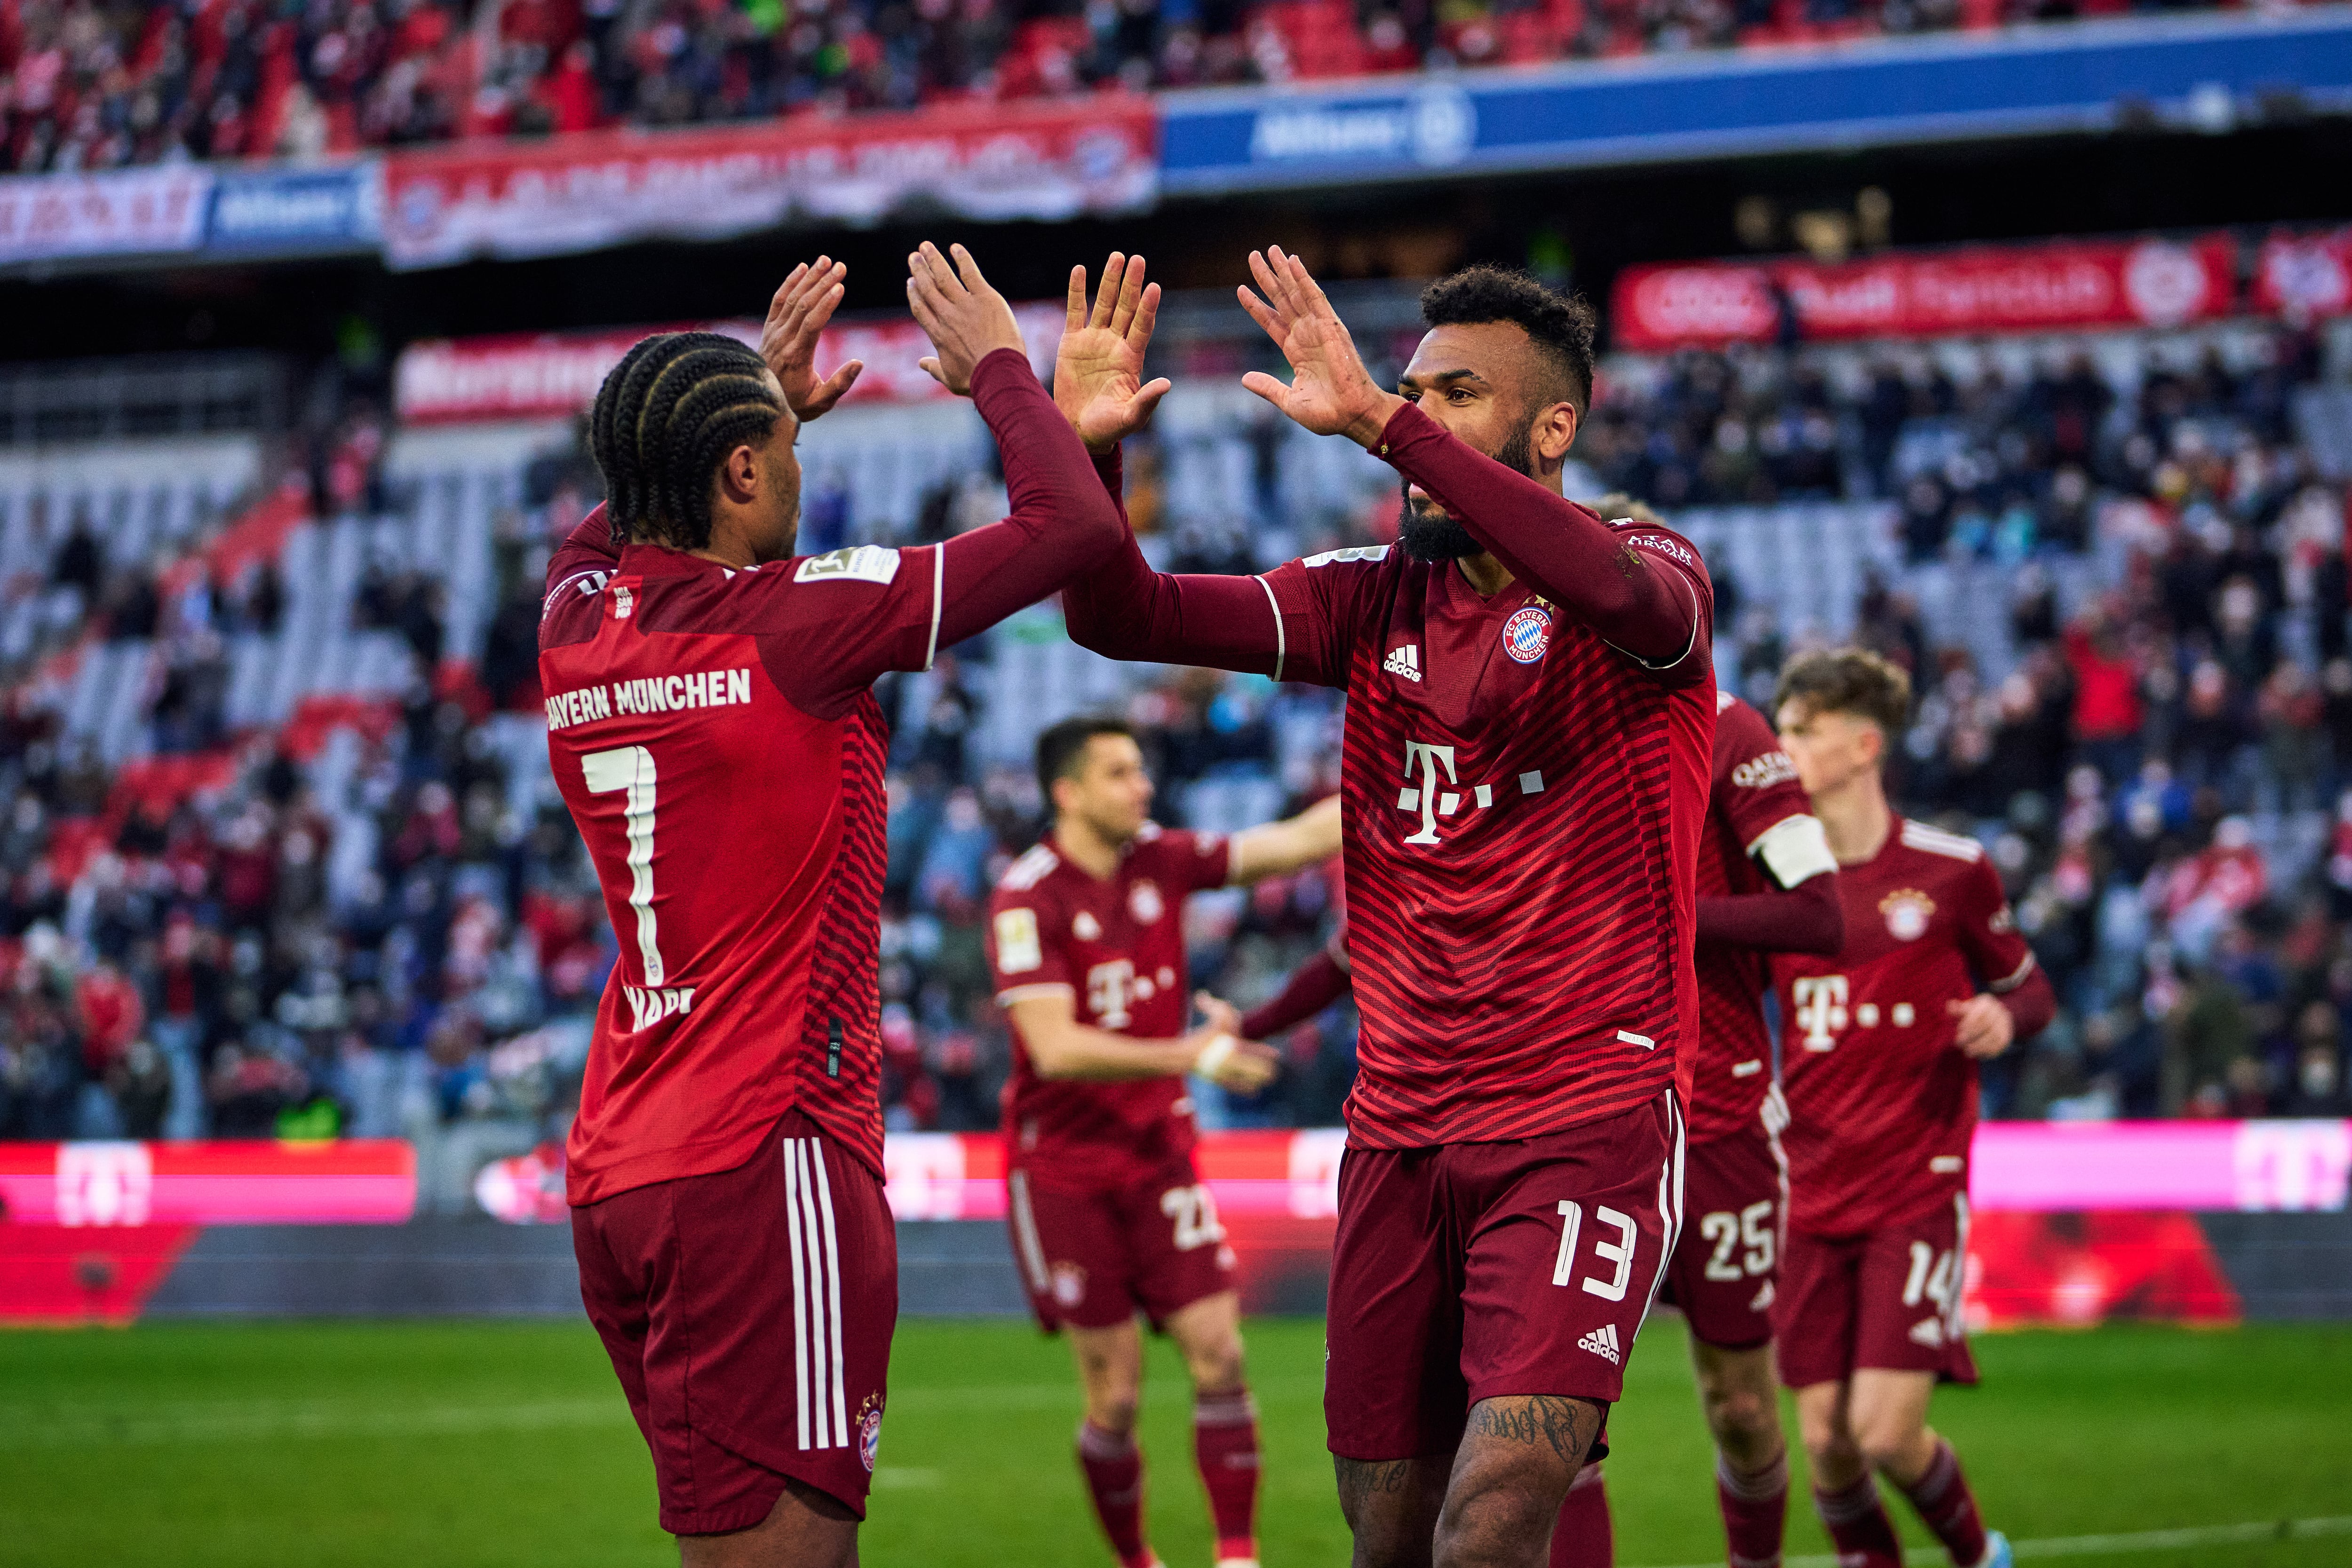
[583,745,666,985]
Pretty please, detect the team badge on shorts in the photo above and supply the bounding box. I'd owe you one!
[1052,1262,1088,1309]
[1501,606,1553,664]
[857,1394,885,1473]
[1881,888,1936,941]
[1129,880,1165,924]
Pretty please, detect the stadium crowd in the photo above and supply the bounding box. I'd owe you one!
[0,315,2348,1220]
[0,0,2292,173]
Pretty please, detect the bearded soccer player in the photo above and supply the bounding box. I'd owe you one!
[1770,650,2055,1568]
[988,717,1341,1568]
[1238,641,1845,1568]
[540,244,1138,1568]
[1059,248,1716,1568]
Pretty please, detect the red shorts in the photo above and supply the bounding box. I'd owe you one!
[1005,1156,1236,1331]
[1324,1093,1687,1463]
[1772,1191,1978,1389]
[1658,1116,1787,1350]
[572,1109,898,1534]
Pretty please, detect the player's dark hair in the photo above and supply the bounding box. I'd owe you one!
[1420,267,1598,416]
[1037,714,1137,807]
[1775,648,1914,741]
[589,332,784,553]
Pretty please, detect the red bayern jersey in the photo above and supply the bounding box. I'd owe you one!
[1773,817,2040,1236]
[1262,532,1715,1148]
[541,348,1120,1205]
[544,540,943,1203]
[1688,691,1818,1142]
[986,824,1233,1187]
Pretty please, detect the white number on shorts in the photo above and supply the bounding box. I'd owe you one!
[1902,1242,1959,1315]
[1551,1200,1637,1300]
[1162,1183,1226,1251]
[582,745,664,985]
[1699,1203,1775,1280]
[1700,1212,1743,1281]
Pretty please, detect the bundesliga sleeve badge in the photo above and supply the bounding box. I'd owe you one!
[1501,605,1553,664]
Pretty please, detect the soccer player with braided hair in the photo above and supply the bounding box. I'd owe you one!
[542,244,1131,1568]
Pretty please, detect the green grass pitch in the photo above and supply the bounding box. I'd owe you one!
[3,1316,2348,1567]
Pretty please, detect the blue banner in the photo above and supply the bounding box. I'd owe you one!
[1160,8,2352,194]
[204,164,381,257]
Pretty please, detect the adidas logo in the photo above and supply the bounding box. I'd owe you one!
[1908,1317,1945,1348]
[1382,644,1422,681]
[1575,1323,1623,1365]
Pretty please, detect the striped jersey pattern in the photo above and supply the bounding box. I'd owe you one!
[793,695,891,1179]
[1260,532,1716,1149]
[781,1134,852,1451]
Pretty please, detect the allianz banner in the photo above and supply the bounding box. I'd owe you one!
[204,164,381,256]
[381,99,1159,271]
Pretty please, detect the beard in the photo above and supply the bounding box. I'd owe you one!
[1397,421,1536,562]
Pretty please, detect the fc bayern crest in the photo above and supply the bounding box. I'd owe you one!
[1881,889,1936,942]
[1129,880,1165,924]
[1501,605,1553,664]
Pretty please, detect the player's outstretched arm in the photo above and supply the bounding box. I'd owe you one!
[1007,992,1278,1090]
[1698,811,1844,953]
[899,241,1128,649]
[1235,933,1352,1041]
[1238,246,1706,676]
[1698,878,1843,954]
[1227,793,1343,884]
[762,256,864,420]
[1058,528,1297,678]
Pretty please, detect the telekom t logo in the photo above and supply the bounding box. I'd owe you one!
[1398,741,1459,845]
[1791,975,1849,1052]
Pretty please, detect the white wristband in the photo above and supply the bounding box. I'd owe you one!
[1194,1034,1238,1077]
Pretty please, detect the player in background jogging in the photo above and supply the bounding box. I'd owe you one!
[541,245,1143,1568]
[988,711,1341,1568]
[1770,649,2056,1568]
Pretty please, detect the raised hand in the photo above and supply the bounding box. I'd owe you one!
[1237,246,1405,449]
[1054,252,1174,453]
[907,242,1026,397]
[762,257,864,420]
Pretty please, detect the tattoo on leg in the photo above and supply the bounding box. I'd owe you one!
[1335,1457,1416,1503]
[1467,1396,1599,1468]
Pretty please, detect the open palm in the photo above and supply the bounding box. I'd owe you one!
[762,256,864,419]
[1054,252,1173,453]
[1238,246,1402,447]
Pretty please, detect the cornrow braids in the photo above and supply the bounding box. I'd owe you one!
[588,332,784,553]
[590,335,668,548]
